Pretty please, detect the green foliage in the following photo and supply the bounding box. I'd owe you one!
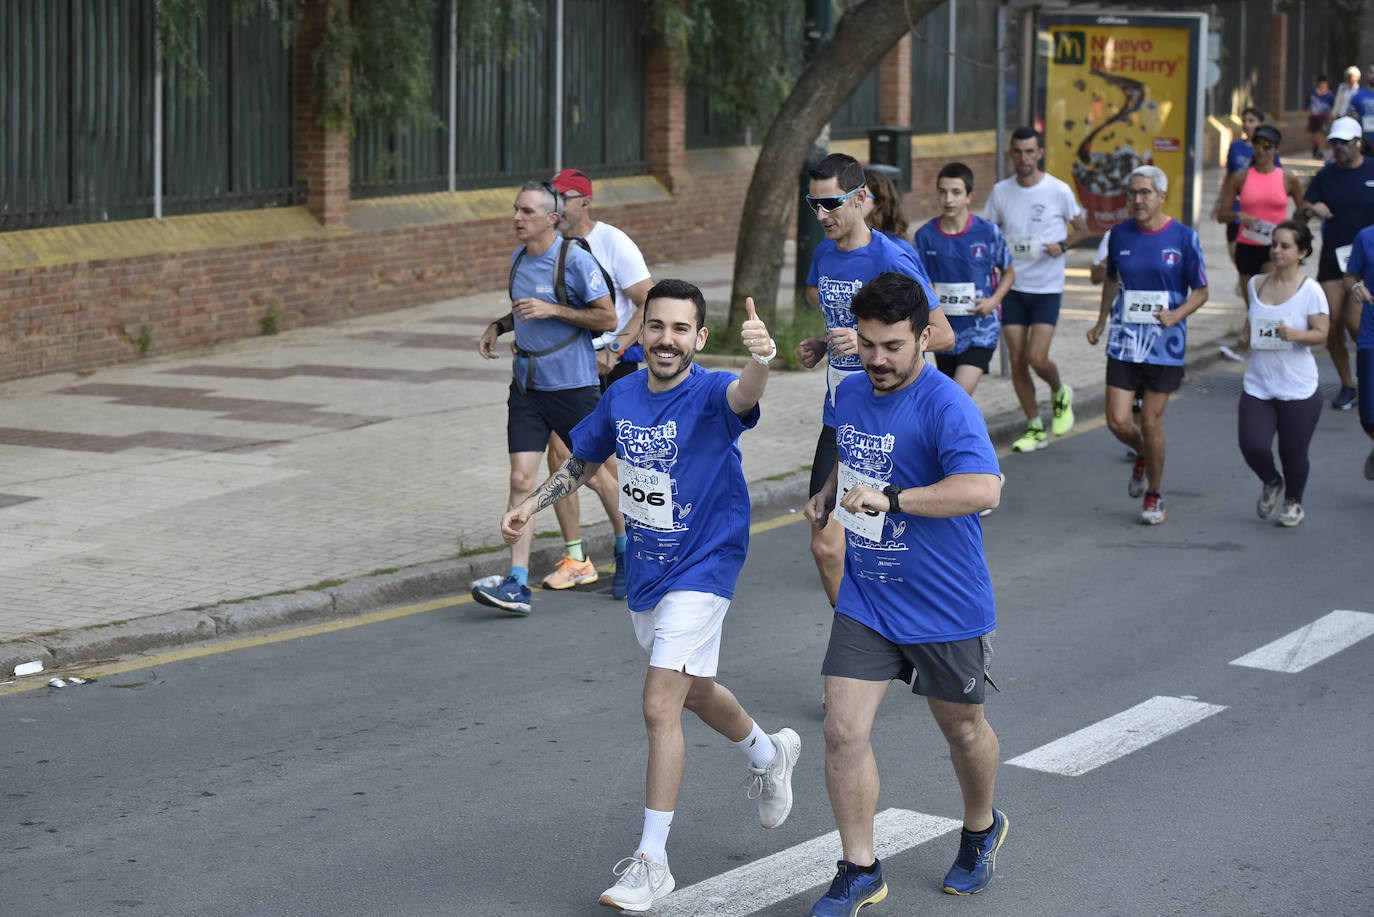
[647,0,802,138]
[155,0,537,133]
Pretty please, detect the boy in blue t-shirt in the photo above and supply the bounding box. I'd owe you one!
[803,271,1007,913]
[797,152,948,609]
[1306,76,1336,156]
[1343,225,1374,476]
[915,162,1016,395]
[501,279,800,913]
[1088,166,1208,525]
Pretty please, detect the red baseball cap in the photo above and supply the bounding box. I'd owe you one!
[551,168,593,198]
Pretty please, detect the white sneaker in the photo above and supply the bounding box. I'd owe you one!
[599,853,674,911]
[746,727,800,829]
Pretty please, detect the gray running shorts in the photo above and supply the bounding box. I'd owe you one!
[822,611,995,704]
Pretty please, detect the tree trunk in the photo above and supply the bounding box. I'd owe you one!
[727,0,943,328]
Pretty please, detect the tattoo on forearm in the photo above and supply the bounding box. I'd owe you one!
[536,457,590,511]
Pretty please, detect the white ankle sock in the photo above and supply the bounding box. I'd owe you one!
[637,808,673,865]
[734,721,775,770]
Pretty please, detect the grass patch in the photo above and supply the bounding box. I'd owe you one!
[368,567,399,577]
[709,302,827,371]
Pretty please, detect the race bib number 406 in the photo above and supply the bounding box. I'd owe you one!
[934,282,977,317]
[1122,290,1169,324]
[619,464,673,530]
[834,462,886,543]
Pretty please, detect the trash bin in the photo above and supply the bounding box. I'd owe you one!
[867,125,913,193]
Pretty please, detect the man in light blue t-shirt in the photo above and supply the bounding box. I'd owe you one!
[472,180,616,614]
[804,271,1007,915]
[501,280,801,912]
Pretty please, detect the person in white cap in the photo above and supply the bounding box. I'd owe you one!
[1298,116,1374,410]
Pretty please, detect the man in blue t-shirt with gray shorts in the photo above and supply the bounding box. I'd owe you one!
[804,271,1007,916]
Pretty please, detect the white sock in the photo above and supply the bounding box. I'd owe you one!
[734,721,776,770]
[637,808,673,865]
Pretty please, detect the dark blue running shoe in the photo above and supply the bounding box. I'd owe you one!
[942,808,1009,895]
[811,859,886,917]
[611,551,627,599]
[471,575,531,615]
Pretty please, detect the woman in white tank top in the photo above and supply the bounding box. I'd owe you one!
[1234,221,1330,527]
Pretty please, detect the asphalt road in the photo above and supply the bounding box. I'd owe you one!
[3,362,1372,917]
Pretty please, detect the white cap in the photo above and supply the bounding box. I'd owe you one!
[1329,117,1362,142]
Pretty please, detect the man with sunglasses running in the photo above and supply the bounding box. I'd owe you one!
[797,152,949,608]
[1298,116,1374,410]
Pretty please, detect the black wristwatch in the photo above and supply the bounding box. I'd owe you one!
[882,484,902,514]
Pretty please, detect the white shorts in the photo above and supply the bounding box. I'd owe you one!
[631,590,730,677]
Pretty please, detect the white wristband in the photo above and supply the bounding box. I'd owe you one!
[751,339,777,365]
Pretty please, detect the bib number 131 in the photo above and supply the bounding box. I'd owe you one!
[619,464,673,530]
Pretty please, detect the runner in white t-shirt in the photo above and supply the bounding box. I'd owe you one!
[1233,221,1330,527]
[985,127,1089,453]
[534,169,655,599]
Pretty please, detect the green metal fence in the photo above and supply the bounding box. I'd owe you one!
[1,0,299,232]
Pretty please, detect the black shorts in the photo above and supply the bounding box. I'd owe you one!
[810,425,838,497]
[1106,357,1184,394]
[1307,114,1327,133]
[822,612,995,705]
[1234,241,1271,276]
[1226,221,1240,244]
[506,382,600,454]
[935,346,995,376]
[1316,251,1345,283]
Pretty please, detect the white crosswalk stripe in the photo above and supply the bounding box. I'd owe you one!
[654,808,960,917]
[1005,695,1227,777]
[1229,609,1374,673]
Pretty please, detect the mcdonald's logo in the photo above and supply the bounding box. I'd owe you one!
[1053,30,1085,64]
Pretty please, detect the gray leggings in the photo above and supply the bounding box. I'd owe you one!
[1237,391,1323,502]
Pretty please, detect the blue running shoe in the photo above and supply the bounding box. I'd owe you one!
[942,808,1009,895]
[471,575,531,616]
[811,860,887,917]
[611,551,627,600]
[1333,385,1357,411]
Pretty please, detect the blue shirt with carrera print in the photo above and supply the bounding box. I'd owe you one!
[1105,218,1207,367]
[570,364,758,613]
[509,237,609,391]
[914,215,1012,354]
[806,230,937,427]
[831,364,1000,644]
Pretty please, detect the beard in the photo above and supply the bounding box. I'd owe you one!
[864,358,918,392]
[646,343,696,383]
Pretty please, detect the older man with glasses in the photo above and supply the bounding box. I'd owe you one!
[1088,166,1208,525]
[1299,116,1374,410]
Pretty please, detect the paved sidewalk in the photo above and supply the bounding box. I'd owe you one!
[0,166,1278,673]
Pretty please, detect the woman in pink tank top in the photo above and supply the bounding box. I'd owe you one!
[1217,124,1305,297]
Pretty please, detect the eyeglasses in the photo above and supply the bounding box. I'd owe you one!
[1125,188,1157,199]
[805,185,865,214]
[1252,139,1274,151]
[1328,137,1353,146]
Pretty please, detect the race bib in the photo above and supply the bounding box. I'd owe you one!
[1250,316,1291,350]
[834,462,887,542]
[1240,219,1275,246]
[618,463,673,530]
[1008,234,1039,260]
[934,282,977,317]
[1336,244,1353,273]
[1122,290,1169,324]
[827,361,858,406]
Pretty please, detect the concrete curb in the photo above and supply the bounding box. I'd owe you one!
[0,333,1237,679]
